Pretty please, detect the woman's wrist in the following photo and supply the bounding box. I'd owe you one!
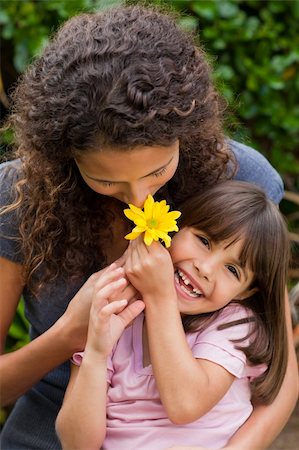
[51,313,86,357]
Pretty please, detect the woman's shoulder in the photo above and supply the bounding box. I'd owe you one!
[229,139,284,204]
[0,159,24,260]
[0,159,22,190]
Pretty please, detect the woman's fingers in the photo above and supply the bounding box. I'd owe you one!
[93,266,126,292]
[99,299,128,318]
[98,299,144,330]
[92,277,127,309]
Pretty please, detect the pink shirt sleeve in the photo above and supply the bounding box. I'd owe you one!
[189,305,267,379]
[72,351,114,384]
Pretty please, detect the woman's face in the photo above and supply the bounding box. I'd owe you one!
[75,141,179,207]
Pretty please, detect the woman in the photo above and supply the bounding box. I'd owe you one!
[0,5,297,450]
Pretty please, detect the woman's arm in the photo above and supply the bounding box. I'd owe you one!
[56,268,145,450]
[0,257,136,406]
[0,257,78,406]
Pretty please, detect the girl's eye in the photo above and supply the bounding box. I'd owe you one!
[199,236,210,248]
[153,167,167,178]
[226,265,240,280]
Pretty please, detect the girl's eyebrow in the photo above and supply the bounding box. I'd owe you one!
[83,157,174,183]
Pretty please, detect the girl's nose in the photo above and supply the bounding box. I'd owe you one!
[193,258,215,281]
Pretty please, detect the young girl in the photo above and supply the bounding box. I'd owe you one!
[56,181,290,450]
[0,5,297,450]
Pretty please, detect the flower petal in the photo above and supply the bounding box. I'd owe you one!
[143,195,154,221]
[144,230,154,246]
[166,211,181,220]
[124,194,181,248]
[124,231,142,241]
[127,204,146,218]
[124,209,146,226]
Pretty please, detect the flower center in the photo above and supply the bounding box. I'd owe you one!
[148,218,158,228]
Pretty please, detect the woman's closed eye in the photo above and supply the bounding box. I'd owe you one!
[152,167,167,178]
[100,181,115,187]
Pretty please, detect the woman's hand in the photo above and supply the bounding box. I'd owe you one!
[57,261,138,353]
[86,266,144,357]
[125,237,176,305]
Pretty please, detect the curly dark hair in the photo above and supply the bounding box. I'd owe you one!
[3,5,234,291]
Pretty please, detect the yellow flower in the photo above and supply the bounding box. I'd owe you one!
[124,195,181,248]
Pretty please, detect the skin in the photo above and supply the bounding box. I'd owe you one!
[75,141,180,207]
[1,143,298,449]
[168,227,257,314]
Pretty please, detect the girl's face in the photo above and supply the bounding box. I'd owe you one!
[168,227,256,316]
[75,141,179,207]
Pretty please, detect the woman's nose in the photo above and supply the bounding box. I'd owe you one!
[125,187,150,208]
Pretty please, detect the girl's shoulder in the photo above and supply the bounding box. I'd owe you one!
[189,305,266,379]
[189,304,256,345]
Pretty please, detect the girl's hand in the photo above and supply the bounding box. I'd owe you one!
[125,237,176,303]
[86,266,144,357]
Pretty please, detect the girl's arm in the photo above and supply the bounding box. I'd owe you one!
[0,257,137,406]
[166,292,299,450]
[222,291,298,450]
[146,304,236,424]
[125,239,236,424]
[56,352,108,450]
[56,268,145,450]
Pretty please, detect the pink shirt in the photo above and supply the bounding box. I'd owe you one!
[73,305,266,449]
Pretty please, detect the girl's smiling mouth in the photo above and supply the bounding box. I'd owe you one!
[174,268,204,299]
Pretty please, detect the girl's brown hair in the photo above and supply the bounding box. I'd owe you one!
[1,5,234,291]
[179,180,290,405]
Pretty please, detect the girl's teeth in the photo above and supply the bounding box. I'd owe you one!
[193,288,201,295]
[180,284,199,297]
[177,270,203,297]
[179,270,190,285]
[178,270,191,286]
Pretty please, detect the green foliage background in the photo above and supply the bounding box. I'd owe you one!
[1,0,298,425]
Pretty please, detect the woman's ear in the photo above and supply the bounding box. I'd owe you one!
[236,287,259,301]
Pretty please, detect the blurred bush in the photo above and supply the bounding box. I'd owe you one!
[146,0,299,182]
